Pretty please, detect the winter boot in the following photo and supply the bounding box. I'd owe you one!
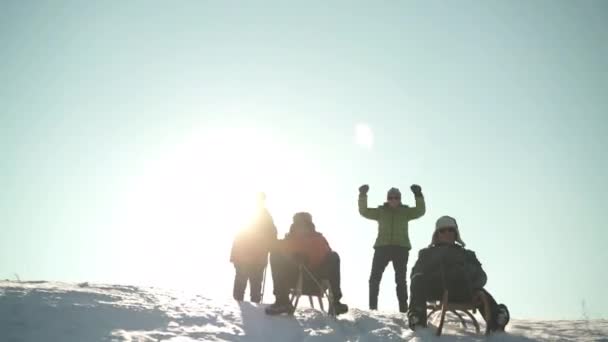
[407,308,427,331]
[495,304,510,331]
[265,297,295,316]
[334,301,349,316]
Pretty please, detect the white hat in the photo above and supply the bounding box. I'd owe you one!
[436,216,458,230]
[431,215,466,247]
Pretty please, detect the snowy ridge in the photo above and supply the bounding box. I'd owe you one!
[0,281,606,341]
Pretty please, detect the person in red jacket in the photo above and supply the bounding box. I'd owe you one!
[230,193,277,303]
[265,212,348,315]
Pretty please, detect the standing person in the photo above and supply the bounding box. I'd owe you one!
[358,184,426,312]
[407,216,510,332]
[230,192,277,303]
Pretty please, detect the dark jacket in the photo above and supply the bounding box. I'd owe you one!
[410,243,487,290]
[230,209,277,266]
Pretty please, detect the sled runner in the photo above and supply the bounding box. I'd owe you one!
[289,264,337,316]
[427,290,492,336]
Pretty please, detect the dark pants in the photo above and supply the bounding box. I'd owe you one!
[409,272,501,330]
[270,251,343,304]
[233,264,266,303]
[369,246,409,312]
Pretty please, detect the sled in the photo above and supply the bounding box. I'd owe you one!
[426,290,492,336]
[289,264,336,316]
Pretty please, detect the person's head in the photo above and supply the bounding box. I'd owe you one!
[386,188,402,208]
[431,215,466,246]
[289,212,315,235]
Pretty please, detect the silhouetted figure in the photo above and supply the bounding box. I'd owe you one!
[230,193,277,303]
[265,212,348,316]
[358,184,426,313]
[407,216,510,332]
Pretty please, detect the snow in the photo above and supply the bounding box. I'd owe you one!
[1,281,606,342]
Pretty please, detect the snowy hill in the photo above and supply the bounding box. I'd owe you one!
[1,281,606,342]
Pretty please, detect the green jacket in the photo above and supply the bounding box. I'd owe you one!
[358,194,426,249]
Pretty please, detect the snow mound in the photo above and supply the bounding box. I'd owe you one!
[1,281,606,341]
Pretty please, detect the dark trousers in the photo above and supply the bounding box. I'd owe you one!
[270,251,343,304]
[409,272,501,330]
[369,246,409,312]
[233,264,266,303]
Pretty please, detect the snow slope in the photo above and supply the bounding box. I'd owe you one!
[1,281,606,342]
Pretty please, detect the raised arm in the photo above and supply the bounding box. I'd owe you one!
[405,184,426,220]
[358,184,379,220]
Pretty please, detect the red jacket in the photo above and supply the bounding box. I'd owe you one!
[279,231,331,269]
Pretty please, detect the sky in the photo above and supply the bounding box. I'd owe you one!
[1,1,607,320]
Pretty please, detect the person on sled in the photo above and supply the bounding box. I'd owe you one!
[265,212,348,316]
[230,193,277,303]
[407,215,510,332]
[358,184,426,312]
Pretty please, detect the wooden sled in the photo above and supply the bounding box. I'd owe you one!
[426,290,492,336]
[289,264,336,316]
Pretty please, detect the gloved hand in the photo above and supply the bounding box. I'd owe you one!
[410,184,423,197]
[359,184,370,195]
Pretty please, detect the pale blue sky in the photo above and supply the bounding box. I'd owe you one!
[1,1,607,320]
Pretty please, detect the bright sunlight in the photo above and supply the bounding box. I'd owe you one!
[355,123,374,150]
[112,126,338,294]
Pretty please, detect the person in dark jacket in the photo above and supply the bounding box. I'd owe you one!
[407,216,510,332]
[358,184,426,312]
[230,193,277,303]
[265,212,348,316]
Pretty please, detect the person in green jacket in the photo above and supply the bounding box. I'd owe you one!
[358,184,426,312]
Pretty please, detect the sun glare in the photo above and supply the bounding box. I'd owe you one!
[115,126,336,292]
[355,123,374,149]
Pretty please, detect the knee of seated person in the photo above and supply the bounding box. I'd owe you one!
[472,288,490,303]
[327,251,340,263]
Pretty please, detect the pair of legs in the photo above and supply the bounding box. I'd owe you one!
[269,251,343,304]
[409,272,507,332]
[233,263,266,303]
[369,246,409,312]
